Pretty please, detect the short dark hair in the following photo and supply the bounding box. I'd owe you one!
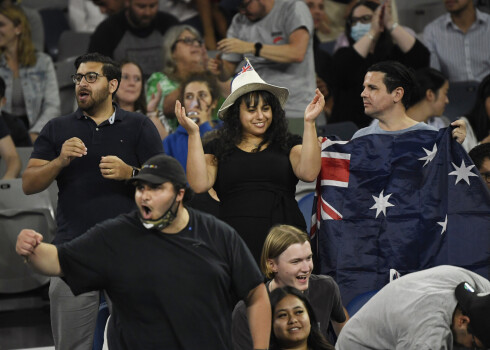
[180,72,220,105]
[345,0,379,44]
[269,286,334,350]
[469,143,490,170]
[367,61,417,109]
[412,67,448,106]
[0,76,5,98]
[74,52,121,95]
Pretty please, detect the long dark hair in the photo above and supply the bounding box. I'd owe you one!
[345,1,393,55]
[213,90,293,162]
[269,286,334,350]
[466,73,490,142]
[116,59,147,114]
[411,67,447,107]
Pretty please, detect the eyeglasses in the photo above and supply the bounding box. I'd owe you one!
[172,37,203,51]
[480,172,490,183]
[71,72,105,85]
[348,14,373,25]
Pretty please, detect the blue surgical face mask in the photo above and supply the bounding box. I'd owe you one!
[350,22,372,42]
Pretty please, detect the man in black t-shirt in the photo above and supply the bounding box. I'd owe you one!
[17,154,271,350]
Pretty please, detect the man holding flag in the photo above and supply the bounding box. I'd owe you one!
[312,61,490,306]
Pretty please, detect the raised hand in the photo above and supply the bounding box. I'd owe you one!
[147,83,163,114]
[304,89,325,123]
[16,229,43,258]
[175,100,200,136]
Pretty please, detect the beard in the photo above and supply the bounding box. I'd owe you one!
[76,84,111,115]
[127,7,154,28]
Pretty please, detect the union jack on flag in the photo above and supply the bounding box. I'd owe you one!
[310,128,490,305]
[237,60,253,76]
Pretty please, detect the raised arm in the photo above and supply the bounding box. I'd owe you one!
[175,100,217,193]
[382,0,416,53]
[22,137,87,194]
[245,283,271,350]
[0,134,21,179]
[16,229,62,276]
[290,89,324,182]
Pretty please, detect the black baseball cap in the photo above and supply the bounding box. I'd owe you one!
[128,154,187,188]
[455,281,490,348]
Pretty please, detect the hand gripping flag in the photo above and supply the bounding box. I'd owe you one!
[310,127,490,305]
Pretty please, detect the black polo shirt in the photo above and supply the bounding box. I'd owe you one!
[32,104,164,244]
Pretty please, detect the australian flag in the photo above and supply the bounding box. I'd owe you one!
[310,127,490,305]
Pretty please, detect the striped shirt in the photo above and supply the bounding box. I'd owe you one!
[423,9,490,82]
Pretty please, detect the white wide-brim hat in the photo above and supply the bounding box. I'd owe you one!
[218,59,289,119]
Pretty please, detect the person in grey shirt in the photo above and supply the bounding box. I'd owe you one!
[336,265,490,349]
[209,0,316,132]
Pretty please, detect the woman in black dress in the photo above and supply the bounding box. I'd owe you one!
[175,61,324,262]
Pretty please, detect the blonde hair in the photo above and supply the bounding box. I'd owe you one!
[260,225,310,279]
[0,4,36,67]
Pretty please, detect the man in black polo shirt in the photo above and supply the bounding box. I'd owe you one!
[17,154,271,349]
[22,52,163,350]
[88,0,179,79]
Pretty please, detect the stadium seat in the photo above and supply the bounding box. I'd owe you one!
[297,191,315,233]
[0,178,56,294]
[55,57,77,116]
[445,81,479,121]
[0,146,33,178]
[40,7,70,61]
[57,30,91,61]
[318,121,358,140]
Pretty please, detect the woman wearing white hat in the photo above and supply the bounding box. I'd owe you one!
[175,60,324,261]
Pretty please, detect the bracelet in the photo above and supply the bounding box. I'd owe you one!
[367,32,375,40]
[388,22,399,33]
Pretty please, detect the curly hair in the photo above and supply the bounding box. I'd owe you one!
[213,90,293,163]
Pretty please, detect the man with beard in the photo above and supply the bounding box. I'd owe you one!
[88,0,179,78]
[22,52,163,350]
[17,154,271,349]
[423,0,490,83]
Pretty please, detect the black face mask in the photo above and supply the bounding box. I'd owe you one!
[138,194,179,231]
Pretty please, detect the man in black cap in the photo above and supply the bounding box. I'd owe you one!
[336,265,490,349]
[16,154,271,350]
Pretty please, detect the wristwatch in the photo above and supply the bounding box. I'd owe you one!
[131,167,140,178]
[254,42,263,57]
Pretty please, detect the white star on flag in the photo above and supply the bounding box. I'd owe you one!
[448,160,479,185]
[418,144,437,167]
[437,215,448,235]
[370,190,395,218]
